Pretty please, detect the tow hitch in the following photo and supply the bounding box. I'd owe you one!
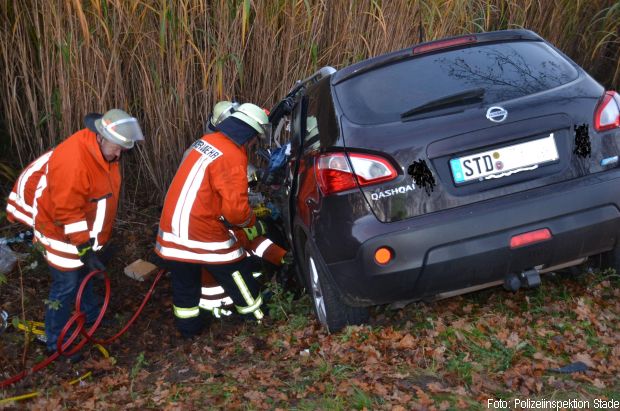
[503,268,541,292]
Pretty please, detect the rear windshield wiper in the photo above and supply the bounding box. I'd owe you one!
[400,88,485,119]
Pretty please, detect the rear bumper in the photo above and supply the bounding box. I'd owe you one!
[321,171,620,306]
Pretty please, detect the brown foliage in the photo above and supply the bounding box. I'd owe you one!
[0,0,618,202]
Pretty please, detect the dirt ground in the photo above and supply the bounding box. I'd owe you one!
[1,206,619,410]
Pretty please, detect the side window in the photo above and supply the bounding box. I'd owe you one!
[302,76,339,152]
[303,89,321,153]
[290,95,308,159]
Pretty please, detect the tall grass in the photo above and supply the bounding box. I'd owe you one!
[0,0,618,203]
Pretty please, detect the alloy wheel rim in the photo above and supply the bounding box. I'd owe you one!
[308,256,327,325]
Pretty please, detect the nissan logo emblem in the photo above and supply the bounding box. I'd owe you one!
[486,106,508,123]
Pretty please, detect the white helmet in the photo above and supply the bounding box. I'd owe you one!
[306,116,318,139]
[90,109,144,149]
[208,101,239,131]
[230,103,269,136]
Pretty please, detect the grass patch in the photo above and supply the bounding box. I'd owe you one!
[293,396,347,411]
[266,281,312,324]
[351,387,383,410]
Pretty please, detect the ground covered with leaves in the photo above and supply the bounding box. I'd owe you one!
[1,212,619,410]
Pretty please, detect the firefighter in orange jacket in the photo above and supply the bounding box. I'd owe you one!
[33,109,144,353]
[155,103,270,338]
[199,164,292,317]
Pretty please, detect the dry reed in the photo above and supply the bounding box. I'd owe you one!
[0,0,618,203]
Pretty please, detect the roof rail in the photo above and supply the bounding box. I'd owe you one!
[289,66,336,94]
[269,67,336,126]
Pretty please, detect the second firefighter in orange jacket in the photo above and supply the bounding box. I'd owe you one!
[155,103,271,338]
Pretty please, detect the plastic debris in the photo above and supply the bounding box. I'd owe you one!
[268,143,290,174]
[0,231,33,245]
[0,244,17,274]
[549,361,589,374]
[266,202,282,221]
[0,310,8,334]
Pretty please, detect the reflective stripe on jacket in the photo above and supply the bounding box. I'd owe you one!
[6,150,53,227]
[34,129,121,271]
[233,230,287,266]
[156,132,255,264]
[199,236,286,312]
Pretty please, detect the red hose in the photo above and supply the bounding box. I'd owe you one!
[0,268,165,388]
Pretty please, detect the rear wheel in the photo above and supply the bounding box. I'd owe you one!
[600,245,620,273]
[304,242,369,332]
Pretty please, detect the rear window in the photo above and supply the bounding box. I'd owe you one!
[335,41,579,124]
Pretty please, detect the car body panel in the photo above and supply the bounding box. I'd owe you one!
[321,170,620,305]
[274,29,620,308]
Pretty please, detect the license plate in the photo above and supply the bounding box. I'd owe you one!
[450,134,559,184]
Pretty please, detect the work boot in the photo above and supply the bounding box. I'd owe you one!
[179,328,203,341]
[34,333,48,347]
[46,348,84,364]
[85,315,117,329]
[39,334,85,363]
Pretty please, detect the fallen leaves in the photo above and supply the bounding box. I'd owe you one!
[396,333,416,349]
[505,331,521,349]
[2,254,619,410]
[243,389,267,403]
[572,352,596,369]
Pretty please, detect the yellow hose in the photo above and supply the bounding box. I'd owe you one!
[93,344,110,358]
[15,320,45,336]
[0,391,40,404]
[67,371,92,385]
[0,340,110,404]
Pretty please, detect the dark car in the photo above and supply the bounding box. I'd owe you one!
[267,29,620,332]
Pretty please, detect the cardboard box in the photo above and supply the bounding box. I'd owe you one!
[124,259,158,281]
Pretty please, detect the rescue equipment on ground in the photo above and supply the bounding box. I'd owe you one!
[0,268,165,389]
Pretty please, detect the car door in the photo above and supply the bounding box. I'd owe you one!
[280,95,307,249]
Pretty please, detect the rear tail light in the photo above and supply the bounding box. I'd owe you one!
[413,35,477,55]
[594,91,620,132]
[510,228,552,249]
[315,152,398,195]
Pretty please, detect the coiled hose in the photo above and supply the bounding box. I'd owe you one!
[0,268,165,389]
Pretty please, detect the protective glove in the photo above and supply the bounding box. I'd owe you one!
[248,168,264,187]
[280,251,294,266]
[282,96,295,115]
[242,219,268,241]
[77,241,106,272]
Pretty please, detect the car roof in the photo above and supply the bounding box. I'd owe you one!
[332,29,544,85]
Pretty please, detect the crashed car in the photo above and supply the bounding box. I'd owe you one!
[267,29,620,332]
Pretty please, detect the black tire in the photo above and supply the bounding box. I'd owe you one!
[303,242,369,333]
[600,246,620,273]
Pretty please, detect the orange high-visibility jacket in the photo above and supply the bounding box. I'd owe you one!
[6,150,53,227]
[156,132,255,264]
[34,129,121,271]
[233,229,287,266]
